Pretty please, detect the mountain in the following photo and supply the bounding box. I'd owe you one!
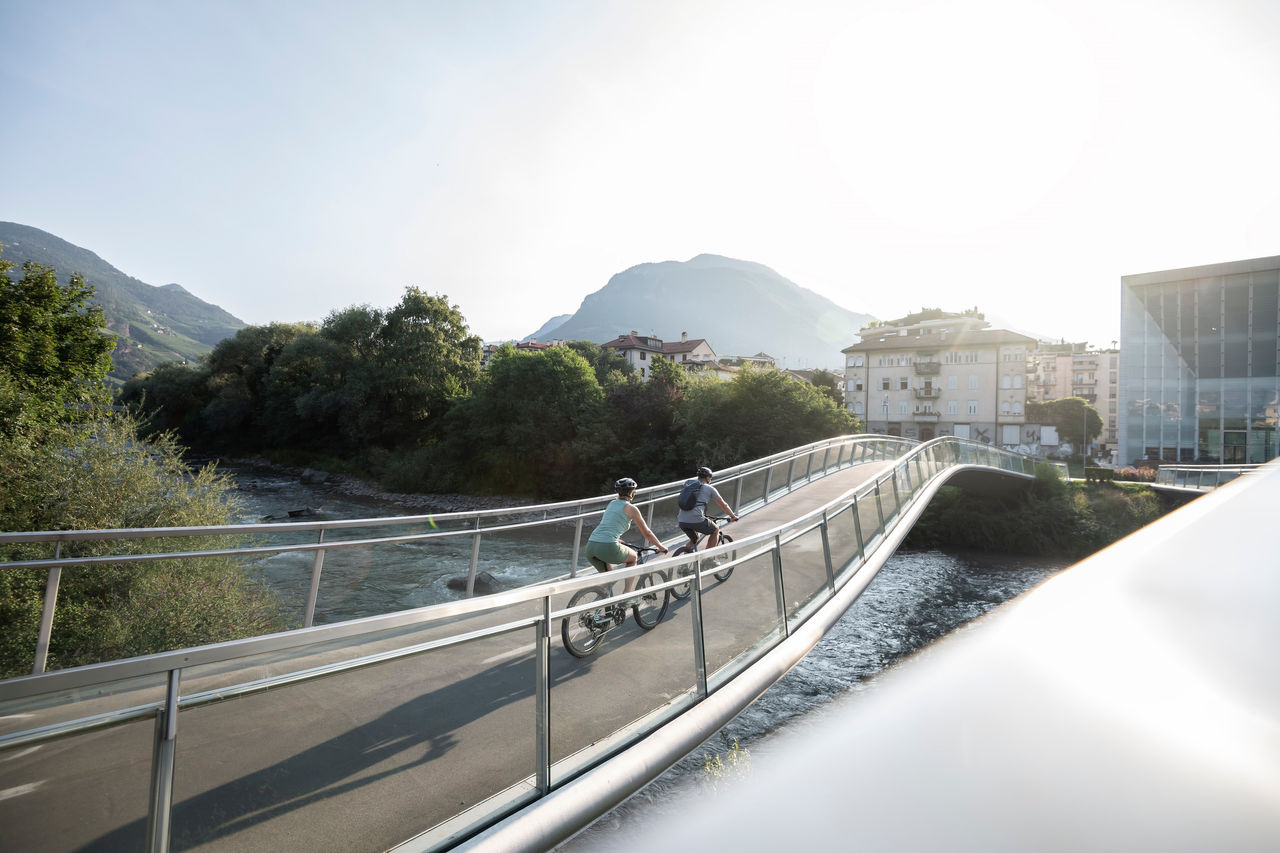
[0,222,246,384]
[520,313,572,344]
[535,254,875,369]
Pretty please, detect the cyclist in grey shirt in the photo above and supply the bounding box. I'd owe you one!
[676,466,738,550]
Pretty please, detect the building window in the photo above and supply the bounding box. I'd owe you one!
[968,374,979,390]
[947,400,958,415]
[640,351,646,360]
[947,375,958,390]
[854,401,864,415]
[899,376,909,390]
[1001,401,1011,415]
[854,379,864,392]
[1002,375,1011,389]
[880,377,891,391]
[968,400,978,415]
[899,401,909,415]
[1013,375,1023,389]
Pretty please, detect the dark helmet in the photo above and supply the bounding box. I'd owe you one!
[614,477,638,494]
[696,466,713,480]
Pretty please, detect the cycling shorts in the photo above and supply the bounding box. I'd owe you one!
[585,539,631,572]
[679,519,717,541]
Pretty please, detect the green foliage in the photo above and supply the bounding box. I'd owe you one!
[0,412,284,677]
[905,474,1181,559]
[701,737,751,793]
[564,340,635,386]
[0,254,115,435]
[677,364,860,466]
[1027,396,1103,453]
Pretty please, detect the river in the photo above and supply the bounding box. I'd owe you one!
[223,465,1070,848]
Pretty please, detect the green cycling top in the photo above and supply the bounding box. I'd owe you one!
[588,499,632,543]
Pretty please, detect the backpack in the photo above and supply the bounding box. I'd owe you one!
[677,479,702,511]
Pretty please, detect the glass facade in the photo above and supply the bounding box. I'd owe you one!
[1119,256,1280,465]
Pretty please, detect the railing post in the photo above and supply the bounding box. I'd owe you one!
[147,668,181,853]
[786,458,796,492]
[763,466,774,503]
[570,514,584,578]
[32,541,63,675]
[690,563,709,699]
[734,477,744,512]
[466,518,482,598]
[303,530,326,628]
[820,512,835,593]
[535,596,551,794]
[772,535,789,635]
[851,498,865,562]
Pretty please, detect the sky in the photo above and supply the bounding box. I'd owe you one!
[4,0,1279,352]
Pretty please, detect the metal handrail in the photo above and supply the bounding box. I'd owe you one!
[0,436,1042,853]
[0,434,917,674]
[1154,463,1265,489]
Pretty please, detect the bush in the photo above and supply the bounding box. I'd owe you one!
[0,412,286,677]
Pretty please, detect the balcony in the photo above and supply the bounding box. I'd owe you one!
[914,361,941,376]
[914,387,940,399]
[913,408,940,422]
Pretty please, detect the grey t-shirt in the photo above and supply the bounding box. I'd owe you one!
[676,482,722,525]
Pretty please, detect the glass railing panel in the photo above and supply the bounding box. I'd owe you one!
[0,716,154,852]
[878,480,899,523]
[0,671,168,736]
[549,577,698,783]
[765,460,792,499]
[700,549,785,693]
[172,626,538,853]
[779,526,831,628]
[735,469,768,511]
[856,491,883,553]
[825,505,861,583]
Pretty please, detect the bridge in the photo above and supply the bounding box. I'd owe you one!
[0,437,1266,852]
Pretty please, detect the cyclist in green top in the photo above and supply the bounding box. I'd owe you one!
[585,477,668,599]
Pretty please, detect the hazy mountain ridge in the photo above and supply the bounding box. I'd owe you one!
[0,222,246,383]
[536,254,875,369]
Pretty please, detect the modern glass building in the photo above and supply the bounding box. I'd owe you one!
[1119,255,1280,465]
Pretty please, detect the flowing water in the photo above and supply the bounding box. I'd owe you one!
[223,465,1070,846]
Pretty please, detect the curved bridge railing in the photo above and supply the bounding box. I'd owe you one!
[0,436,1037,853]
[1154,463,1265,490]
[0,434,913,676]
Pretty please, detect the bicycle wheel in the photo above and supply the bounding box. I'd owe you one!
[632,569,670,629]
[562,586,609,658]
[712,533,735,582]
[669,543,697,600]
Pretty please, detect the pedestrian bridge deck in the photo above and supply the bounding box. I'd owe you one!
[0,437,1053,853]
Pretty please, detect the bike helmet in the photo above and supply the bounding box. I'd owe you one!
[614,477,638,494]
[696,466,713,480]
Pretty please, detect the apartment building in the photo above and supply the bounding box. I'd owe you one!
[1027,342,1120,458]
[843,310,1035,444]
[1119,254,1280,464]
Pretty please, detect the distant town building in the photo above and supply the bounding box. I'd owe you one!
[1027,341,1120,459]
[1119,254,1280,464]
[601,331,716,380]
[842,309,1035,445]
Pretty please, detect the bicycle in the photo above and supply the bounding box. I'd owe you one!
[669,516,735,601]
[561,545,670,658]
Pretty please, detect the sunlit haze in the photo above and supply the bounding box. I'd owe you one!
[4,0,1278,351]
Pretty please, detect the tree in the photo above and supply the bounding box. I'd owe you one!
[1028,397,1103,458]
[678,365,860,466]
[0,255,115,433]
[564,340,634,387]
[810,369,843,405]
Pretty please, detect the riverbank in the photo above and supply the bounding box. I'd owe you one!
[196,455,537,515]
